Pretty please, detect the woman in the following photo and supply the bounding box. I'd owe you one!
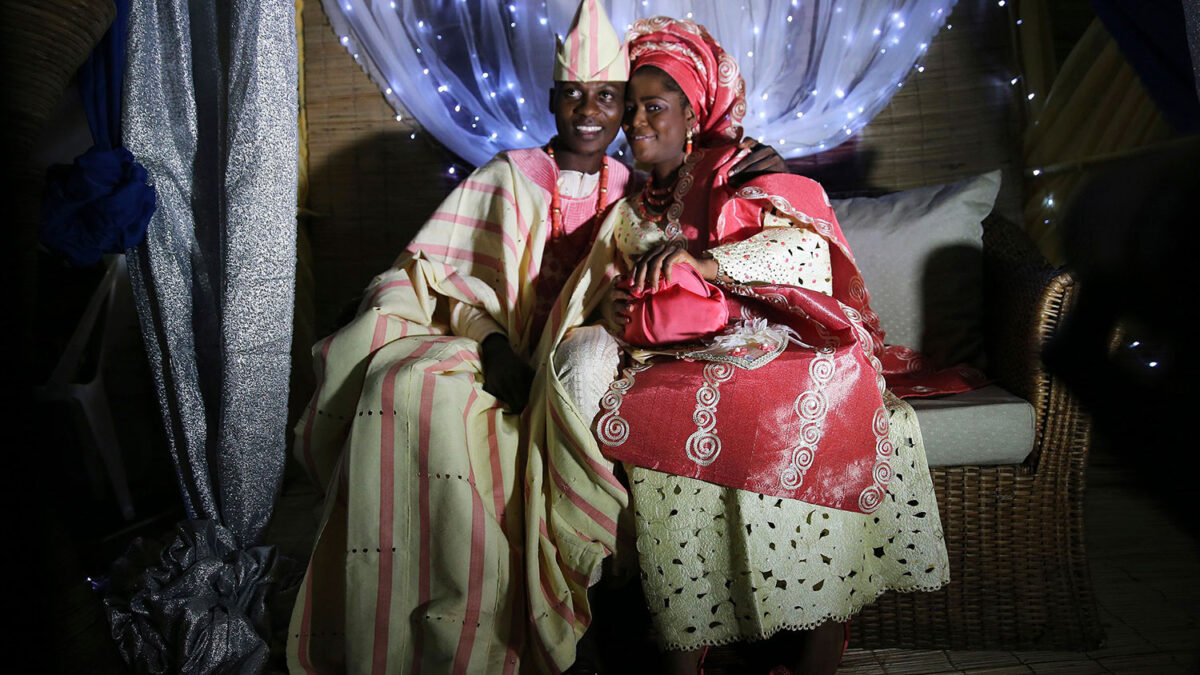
[552,17,956,674]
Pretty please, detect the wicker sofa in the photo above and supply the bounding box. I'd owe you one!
[848,212,1103,652]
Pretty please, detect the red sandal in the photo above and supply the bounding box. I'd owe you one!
[841,621,850,663]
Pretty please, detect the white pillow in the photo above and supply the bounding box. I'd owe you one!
[832,171,1001,368]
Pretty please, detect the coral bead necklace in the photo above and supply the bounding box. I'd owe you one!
[546,140,609,239]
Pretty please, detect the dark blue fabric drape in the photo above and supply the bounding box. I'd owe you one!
[40,0,156,268]
[1089,0,1200,133]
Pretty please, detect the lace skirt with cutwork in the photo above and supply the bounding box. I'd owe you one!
[627,390,949,651]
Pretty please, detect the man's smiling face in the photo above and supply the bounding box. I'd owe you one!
[549,80,625,162]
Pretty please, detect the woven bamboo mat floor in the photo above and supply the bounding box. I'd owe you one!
[260,439,1200,674]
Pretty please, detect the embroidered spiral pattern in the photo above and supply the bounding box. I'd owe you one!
[792,446,815,470]
[848,275,867,303]
[862,307,882,332]
[799,422,823,445]
[685,363,735,467]
[796,390,826,420]
[840,303,893,514]
[597,409,629,446]
[692,407,716,428]
[730,99,747,124]
[873,407,889,436]
[666,201,685,224]
[858,485,883,512]
[876,437,894,457]
[657,150,699,245]
[809,350,835,383]
[780,347,835,490]
[676,173,694,195]
[717,53,738,86]
[873,460,894,485]
[696,384,720,408]
[686,434,722,466]
[889,345,927,373]
[596,363,651,447]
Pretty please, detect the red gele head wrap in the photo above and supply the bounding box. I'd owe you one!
[626,17,746,146]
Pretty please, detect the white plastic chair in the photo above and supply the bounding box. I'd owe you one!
[36,254,136,520]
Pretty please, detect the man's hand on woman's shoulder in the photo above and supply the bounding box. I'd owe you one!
[728,138,789,187]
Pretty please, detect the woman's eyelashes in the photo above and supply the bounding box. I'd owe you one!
[624,101,665,124]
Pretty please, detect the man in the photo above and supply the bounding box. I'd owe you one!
[287,2,633,672]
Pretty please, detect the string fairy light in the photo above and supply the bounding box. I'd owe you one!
[334,0,958,164]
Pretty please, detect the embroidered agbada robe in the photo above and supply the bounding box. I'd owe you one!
[287,148,633,674]
[591,145,982,511]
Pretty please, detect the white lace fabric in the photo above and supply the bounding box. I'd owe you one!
[628,390,949,651]
[709,215,833,293]
[555,325,622,423]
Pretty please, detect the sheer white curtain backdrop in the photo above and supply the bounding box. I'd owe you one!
[323,0,955,166]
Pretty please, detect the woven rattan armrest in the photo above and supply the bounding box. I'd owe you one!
[982,216,1086,472]
[853,216,1101,651]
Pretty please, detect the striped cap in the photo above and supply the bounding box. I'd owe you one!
[553,0,629,82]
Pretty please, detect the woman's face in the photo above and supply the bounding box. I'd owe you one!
[623,68,696,180]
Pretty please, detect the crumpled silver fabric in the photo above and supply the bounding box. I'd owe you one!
[122,0,297,547]
[118,1,297,668]
[104,519,294,674]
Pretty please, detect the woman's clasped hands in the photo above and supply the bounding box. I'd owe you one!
[608,241,719,325]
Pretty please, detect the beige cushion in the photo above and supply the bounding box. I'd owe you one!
[832,172,1001,369]
[909,385,1036,467]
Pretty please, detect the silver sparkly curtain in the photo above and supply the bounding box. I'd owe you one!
[122,0,298,547]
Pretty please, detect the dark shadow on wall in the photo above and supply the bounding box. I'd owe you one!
[921,243,986,371]
[787,141,885,198]
[1042,136,1200,538]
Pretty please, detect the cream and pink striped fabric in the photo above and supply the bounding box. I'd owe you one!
[288,149,633,674]
[552,0,629,83]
